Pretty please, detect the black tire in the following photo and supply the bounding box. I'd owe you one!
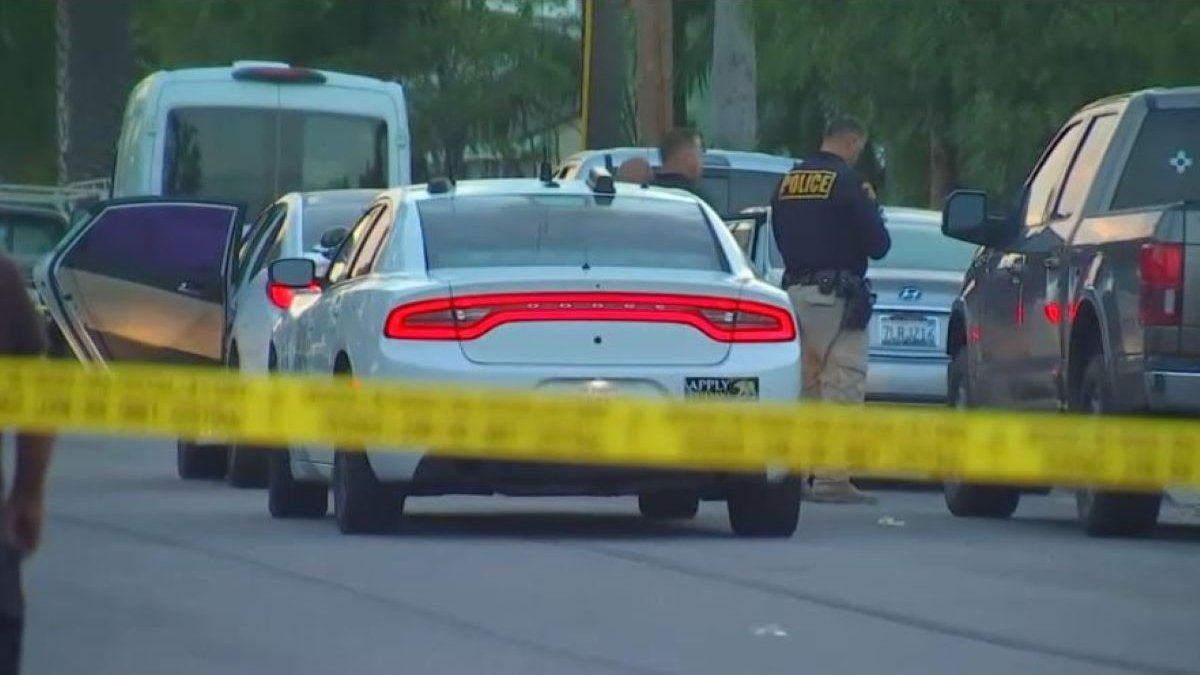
[727,479,802,538]
[227,443,270,488]
[176,440,228,480]
[268,449,328,519]
[942,350,1021,519]
[332,451,404,535]
[638,492,699,520]
[1073,355,1161,538]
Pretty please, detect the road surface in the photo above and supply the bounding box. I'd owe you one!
[22,435,1200,675]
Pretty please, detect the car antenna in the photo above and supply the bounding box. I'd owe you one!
[539,144,558,187]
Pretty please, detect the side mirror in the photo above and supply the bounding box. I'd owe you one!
[942,190,1012,247]
[319,227,349,250]
[268,258,316,288]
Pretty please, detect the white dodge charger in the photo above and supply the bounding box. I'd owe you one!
[264,169,803,537]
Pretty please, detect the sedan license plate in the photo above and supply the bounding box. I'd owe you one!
[685,377,759,400]
[879,314,938,349]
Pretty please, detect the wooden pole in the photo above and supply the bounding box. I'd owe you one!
[633,0,672,146]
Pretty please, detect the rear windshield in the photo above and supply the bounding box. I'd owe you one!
[164,107,388,217]
[768,219,976,273]
[1111,107,1200,211]
[301,202,370,251]
[417,195,726,271]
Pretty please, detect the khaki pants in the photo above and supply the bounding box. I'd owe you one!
[787,284,868,485]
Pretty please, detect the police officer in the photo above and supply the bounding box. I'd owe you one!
[771,116,891,505]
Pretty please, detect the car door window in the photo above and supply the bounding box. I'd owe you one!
[1023,122,1085,228]
[325,203,384,285]
[235,204,281,284]
[62,202,241,303]
[347,203,394,278]
[1054,114,1118,221]
[239,205,287,288]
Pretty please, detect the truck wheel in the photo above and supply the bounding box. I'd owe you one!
[227,443,270,488]
[943,350,1021,519]
[727,479,802,538]
[268,449,328,519]
[333,451,404,535]
[639,492,699,520]
[1074,355,1161,537]
[177,440,228,480]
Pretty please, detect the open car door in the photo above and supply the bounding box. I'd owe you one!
[43,198,244,366]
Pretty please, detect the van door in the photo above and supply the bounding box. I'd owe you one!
[276,88,395,193]
[46,199,243,365]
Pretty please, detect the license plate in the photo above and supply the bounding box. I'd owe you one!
[685,377,759,400]
[878,315,938,349]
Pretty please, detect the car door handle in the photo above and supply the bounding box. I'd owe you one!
[176,281,203,297]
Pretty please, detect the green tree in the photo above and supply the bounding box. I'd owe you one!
[0,0,56,182]
[754,0,1200,208]
[135,0,580,179]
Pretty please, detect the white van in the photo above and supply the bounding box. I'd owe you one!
[111,60,411,217]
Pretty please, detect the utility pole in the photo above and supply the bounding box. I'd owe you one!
[580,0,628,149]
[632,0,672,146]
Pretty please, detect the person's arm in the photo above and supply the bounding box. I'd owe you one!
[0,256,54,553]
[845,175,891,260]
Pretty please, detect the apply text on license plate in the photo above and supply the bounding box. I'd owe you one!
[878,314,938,348]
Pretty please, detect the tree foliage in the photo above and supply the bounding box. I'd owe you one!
[134,0,579,179]
[754,0,1200,208]
[0,0,56,181]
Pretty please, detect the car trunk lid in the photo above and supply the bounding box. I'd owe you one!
[866,268,962,357]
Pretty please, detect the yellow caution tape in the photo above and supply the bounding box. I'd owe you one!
[0,357,1197,489]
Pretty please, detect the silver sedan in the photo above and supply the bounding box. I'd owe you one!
[726,206,979,404]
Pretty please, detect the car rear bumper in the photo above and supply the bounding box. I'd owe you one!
[363,342,800,482]
[1144,368,1200,413]
[399,457,783,498]
[866,354,947,404]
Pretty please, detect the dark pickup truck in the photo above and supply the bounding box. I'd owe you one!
[940,86,1200,537]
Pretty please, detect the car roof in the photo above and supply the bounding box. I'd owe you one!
[562,147,800,174]
[381,178,706,206]
[297,189,382,208]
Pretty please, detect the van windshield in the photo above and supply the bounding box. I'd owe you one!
[163,107,388,216]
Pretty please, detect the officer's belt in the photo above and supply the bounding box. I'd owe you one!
[785,269,862,288]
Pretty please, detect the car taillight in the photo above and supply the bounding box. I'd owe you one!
[383,292,797,343]
[267,281,320,310]
[1138,242,1184,326]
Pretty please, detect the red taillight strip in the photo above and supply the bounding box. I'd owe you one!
[383,292,796,343]
[267,281,320,310]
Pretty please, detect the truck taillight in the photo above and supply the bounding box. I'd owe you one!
[1138,242,1184,326]
[383,292,797,343]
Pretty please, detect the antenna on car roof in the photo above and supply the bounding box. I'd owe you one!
[539,143,558,187]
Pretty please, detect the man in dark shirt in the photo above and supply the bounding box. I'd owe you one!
[770,116,891,504]
[649,128,718,209]
[0,252,55,673]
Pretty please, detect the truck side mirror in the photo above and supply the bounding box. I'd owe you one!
[942,190,1013,247]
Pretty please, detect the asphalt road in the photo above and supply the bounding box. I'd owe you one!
[20,434,1200,675]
